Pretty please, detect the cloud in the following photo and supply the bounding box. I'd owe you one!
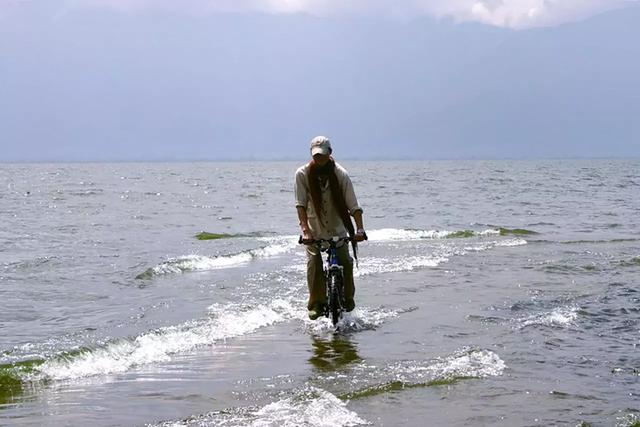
[427,0,634,28]
[8,0,640,28]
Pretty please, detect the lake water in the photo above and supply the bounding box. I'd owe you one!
[1,160,639,426]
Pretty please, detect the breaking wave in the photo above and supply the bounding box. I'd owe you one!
[136,229,528,279]
[1,299,296,384]
[518,306,580,329]
[467,305,580,330]
[302,306,399,335]
[423,348,506,379]
[148,349,504,426]
[151,387,367,427]
[136,236,298,279]
[368,228,494,241]
[341,348,506,400]
[368,227,535,241]
[355,238,526,276]
[356,255,449,276]
[1,300,401,387]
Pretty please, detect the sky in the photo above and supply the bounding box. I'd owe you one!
[0,0,639,161]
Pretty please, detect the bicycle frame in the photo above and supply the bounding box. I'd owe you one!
[325,240,345,271]
[300,236,351,325]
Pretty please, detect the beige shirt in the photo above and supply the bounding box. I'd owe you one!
[294,161,362,239]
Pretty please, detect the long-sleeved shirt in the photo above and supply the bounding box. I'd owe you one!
[294,161,362,239]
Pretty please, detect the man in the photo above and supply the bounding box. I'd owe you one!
[294,136,366,320]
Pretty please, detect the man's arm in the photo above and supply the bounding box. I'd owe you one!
[294,167,313,241]
[352,209,366,242]
[337,166,366,242]
[297,206,314,241]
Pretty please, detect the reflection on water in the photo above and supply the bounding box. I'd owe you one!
[308,334,361,372]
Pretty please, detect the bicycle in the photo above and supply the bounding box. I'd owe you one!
[299,235,366,326]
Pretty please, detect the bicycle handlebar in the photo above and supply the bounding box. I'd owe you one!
[298,233,367,245]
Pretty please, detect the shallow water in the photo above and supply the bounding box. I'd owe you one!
[1,160,639,426]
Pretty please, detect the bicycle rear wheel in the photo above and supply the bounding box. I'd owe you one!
[329,273,343,326]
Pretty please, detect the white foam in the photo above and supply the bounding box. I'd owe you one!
[353,238,525,277]
[36,299,296,381]
[368,228,458,241]
[495,238,528,247]
[519,306,579,328]
[425,349,506,378]
[355,255,449,276]
[367,228,502,241]
[302,306,398,334]
[256,235,299,257]
[616,413,640,427]
[462,238,527,252]
[28,295,400,381]
[153,387,367,427]
[145,236,298,276]
[251,388,367,427]
[354,349,506,392]
[144,232,525,278]
[478,229,501,236]
[149,253,252,275]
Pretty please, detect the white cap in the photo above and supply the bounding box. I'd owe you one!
[310,136,332,156]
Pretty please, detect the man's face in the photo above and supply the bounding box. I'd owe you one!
[313,153,330,166]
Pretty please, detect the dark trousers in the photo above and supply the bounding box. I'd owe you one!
[306,244,354,310]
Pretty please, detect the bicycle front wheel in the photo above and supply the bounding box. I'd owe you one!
[329,273,343,326]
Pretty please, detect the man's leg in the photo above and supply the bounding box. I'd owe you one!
[306,245,326,312]
[336,245,355,311]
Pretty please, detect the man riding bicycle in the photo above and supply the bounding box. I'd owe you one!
[294,136,366,320]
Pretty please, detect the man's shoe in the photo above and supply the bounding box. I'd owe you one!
[345,299,355,312]
[308,303,326,320]
[308,307,322,320]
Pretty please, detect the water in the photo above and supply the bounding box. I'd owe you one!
[1,160,639,426]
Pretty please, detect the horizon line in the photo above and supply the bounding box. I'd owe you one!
[2,156,639,165]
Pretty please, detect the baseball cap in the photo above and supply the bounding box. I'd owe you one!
[310,136,332,156]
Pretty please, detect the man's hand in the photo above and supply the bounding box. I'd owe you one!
[301,228,314,244]
[355,228,367,242]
